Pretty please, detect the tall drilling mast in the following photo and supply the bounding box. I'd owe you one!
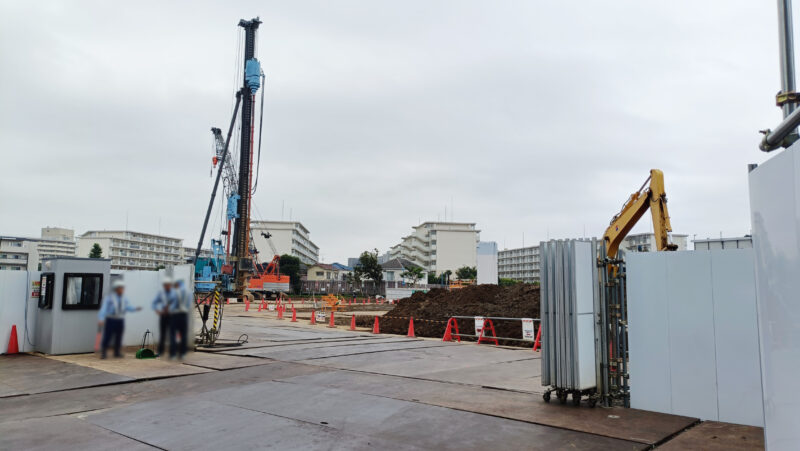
[232,17,262,291]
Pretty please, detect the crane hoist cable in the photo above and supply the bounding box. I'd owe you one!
[252,71,266,195]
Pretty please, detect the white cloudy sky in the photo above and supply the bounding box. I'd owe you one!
[0,1,787,262]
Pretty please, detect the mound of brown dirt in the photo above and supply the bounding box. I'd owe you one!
[376,284,540,346]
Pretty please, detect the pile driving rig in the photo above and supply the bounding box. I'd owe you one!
[192,18,288,346]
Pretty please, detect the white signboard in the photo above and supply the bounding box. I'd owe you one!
[522,318,535,341]
[268,303,276,311]
[315,311,326,323]
[474,316,485,336]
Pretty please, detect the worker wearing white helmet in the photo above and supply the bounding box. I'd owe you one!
[169,279,191,359]
[151,275,177,357]
[98,279,142,359]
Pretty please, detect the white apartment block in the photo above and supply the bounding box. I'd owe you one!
[0,236,39,271]
[621,232,689,253]
[180,246,213,263]
[388,222,479,275]
[1,228,77,270]
[694,236,752,250]
[251,221,319,265]
[77,230,183,270]
[38,227,77,261]
[498,245,540,283]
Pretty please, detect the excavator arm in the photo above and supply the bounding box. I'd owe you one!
[603,169,678,259]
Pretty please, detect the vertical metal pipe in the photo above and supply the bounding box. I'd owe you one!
[779,0,797,119]
[620,269,630,407]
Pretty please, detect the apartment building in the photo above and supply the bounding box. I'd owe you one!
[498,245,540,283]
[0,236,39,271]
[77,230,183,270]
[621,233,689,253]
[38,227,77,261]
[694,236,752,250]
[251,221,319,265]
[180,246,213,263]
[388,221,479,275]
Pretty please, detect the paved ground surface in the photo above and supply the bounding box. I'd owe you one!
[0,309,764,450]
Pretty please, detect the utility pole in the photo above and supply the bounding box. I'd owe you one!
[232,17,262,292]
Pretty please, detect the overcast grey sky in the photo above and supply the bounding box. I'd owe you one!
[0,1,786,262]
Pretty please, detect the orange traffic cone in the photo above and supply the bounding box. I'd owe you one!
[291,307,297,322]
[349,315,356,331]
[328,311,336,328]
[277,304,284,320]
[372,316,380,334]
[310,310,316,325]
[533,325,542,351]
[245,299,250,312]
[7,325,19,354]
[94,324,102,352]
[407,317,415,338]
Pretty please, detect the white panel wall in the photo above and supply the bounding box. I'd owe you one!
[627,253,672,413]
[710,251,763,427]
[476,241,498,285]
[665,251,718,420]
[628,249,763,427]
[0,271,38,353]
[749,145,800,448]
[117,265,194,347]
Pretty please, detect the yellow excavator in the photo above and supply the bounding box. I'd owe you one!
[603,169,678,259]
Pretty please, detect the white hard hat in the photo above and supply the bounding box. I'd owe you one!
[162,276,174,284]
[112,279,125,289]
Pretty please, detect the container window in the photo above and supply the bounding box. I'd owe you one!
[62,273,103,310]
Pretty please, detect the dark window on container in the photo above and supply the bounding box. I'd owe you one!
[62,273,103,310]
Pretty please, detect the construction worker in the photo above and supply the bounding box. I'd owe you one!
[169,279,191,359]
[98,279,142,359]
[151,276,176,357]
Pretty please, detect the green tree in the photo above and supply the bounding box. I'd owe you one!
[456,266,477,280]
[279,254,302,293]
[89,243,103,258]
[400,265,424,286]
[354,249,383,291]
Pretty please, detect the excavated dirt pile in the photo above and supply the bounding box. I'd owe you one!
[376,284,540,346]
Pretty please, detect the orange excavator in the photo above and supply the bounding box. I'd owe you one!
[248,254,290,297]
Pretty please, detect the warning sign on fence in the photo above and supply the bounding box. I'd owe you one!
[31,280,41,298]
[474,316,485,336]
[522,318,535,341]
[315,311,326,323]
[268,303,276,311]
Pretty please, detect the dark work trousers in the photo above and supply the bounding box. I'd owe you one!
[157,313,169,356]
[101,318,124,358]
[170,312,189,358]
